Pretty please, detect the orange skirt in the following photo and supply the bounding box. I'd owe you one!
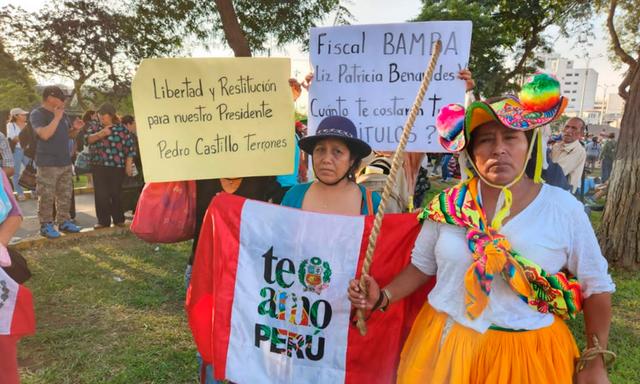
[397,303,579,384]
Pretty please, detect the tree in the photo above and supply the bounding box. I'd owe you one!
[133,0,345,57]
[1,0,182,109]
[594,0,640,269]
[0,39,38,111]
[415,0,593,99]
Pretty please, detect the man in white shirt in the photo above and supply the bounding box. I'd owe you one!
[550,117,587,193]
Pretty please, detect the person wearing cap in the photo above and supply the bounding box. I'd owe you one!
[6,108,31,200]
[348,74,615,384]
[85,102,136,229]
[281,115,381,214]
[29,85,83,238]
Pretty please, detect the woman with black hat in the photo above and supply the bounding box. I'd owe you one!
[281,115,381,215]
[347,74,615,384]
[85,102,136,229]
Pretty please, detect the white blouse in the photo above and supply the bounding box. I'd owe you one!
[6,123,21,149]
[411,182,615,334]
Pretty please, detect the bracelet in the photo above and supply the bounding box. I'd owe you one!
[379,289,392,312]
[574,334,616,373]
[370,290,385,312]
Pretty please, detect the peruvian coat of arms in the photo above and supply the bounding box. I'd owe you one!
[298,257,332,294]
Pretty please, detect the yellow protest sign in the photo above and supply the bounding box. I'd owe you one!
[131,58,295,182]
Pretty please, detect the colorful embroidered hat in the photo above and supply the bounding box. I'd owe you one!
[436,73,567,152]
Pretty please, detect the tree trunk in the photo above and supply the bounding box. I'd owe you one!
[596,62,640,270]
[213,0,252,57]
[74,80,87,110]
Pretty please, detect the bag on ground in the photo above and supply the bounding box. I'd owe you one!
[130,181,196,243]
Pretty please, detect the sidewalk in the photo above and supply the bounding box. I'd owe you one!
[11,187,133,250]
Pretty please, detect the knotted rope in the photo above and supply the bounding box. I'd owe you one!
[356,40,443,335]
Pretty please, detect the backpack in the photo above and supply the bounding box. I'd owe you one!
[356,156,409,213]
[19,107,47,159]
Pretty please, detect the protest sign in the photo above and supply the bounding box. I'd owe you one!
[309,21,472,152]
[131,58,295,182]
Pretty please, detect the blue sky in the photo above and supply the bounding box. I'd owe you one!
[1,0,625,99]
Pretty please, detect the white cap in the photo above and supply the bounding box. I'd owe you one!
[10,108,29,117]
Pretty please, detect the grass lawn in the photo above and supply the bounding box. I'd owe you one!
[16,179,640,383]
[18,234,198,384]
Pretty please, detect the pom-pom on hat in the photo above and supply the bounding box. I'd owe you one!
[436,104,466,151]
[435,73,568,152]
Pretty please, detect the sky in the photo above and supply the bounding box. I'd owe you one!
[1,0,625,100]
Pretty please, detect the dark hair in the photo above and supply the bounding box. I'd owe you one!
[608,132,615,139]
[81,110,95,123]
[6,116,16,124]
[121,115,135,125]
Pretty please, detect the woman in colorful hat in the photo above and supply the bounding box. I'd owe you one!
[281,115,381,215]
[348,74,615,383]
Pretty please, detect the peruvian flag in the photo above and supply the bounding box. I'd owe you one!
[187,193,432,384]
[0,266,36,383]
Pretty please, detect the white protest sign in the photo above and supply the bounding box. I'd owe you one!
[309,21,472,152]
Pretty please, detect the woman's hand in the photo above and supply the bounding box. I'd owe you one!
[457,69,475,92]
[576,360,610,384]
[101,127,112,137]
[347,274,381,311]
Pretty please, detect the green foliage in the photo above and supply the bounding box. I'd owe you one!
[550,114,570,132]
[415,0,594,98]
[133,0,342,54]
[1,0,182,109]
[595,0,640,70]
[0,39,38,110]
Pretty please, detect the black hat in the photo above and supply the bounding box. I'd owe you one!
[42,85,70,101]
[96,102,117,115]
[298,116,371,158]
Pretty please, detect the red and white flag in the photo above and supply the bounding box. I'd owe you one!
[0,267,35,337]
[187,193,432,384]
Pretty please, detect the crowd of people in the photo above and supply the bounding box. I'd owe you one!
[1,68,619,384]
[1,86,144,239]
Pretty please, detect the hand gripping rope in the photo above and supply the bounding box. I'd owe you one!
[356,40,443,336]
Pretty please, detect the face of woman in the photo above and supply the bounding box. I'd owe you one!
[126,121,137,133]
[312,138,353,184]
[470,121,530,186]
[98,113,113,126]
[16,114,27,123]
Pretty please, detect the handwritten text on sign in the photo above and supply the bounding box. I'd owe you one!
[309,22,472,152]
[131,58,294,182]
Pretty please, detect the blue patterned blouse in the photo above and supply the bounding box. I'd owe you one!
[84,122,136,168]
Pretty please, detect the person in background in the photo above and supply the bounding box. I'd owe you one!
[0,130,15,178]
[30,85,83,238]
[120,115,144,215]
[600,132,616,183]
[6,108,30,200]
[550,117,587,193]
[76,110,96,188]
[585,136,600,173]
[85,103,136,229]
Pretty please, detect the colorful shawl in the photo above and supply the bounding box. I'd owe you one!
[418,178,583,321]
